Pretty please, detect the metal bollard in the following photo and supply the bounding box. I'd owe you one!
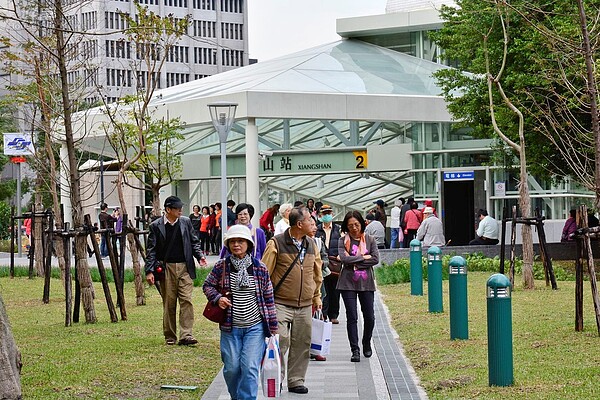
[486,274,513,386]
[449,256,468,340]
[409,239,423,295]
[427,246,443,313]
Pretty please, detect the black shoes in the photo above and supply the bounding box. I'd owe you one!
[288,385,309,394]
[351,349,361,362]
[178,336,198,346]
[363,343,373,358]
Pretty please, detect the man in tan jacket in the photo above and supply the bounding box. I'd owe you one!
[262,206,322,395]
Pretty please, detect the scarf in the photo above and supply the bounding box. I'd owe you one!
[344,234,368,256]
[229,254,253,289]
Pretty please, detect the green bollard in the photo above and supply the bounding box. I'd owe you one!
[427,246,443,313]
[486,274,513,386]
[409,239,423,295]
[449,256,468,340]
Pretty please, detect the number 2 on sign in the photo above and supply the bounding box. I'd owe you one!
[354,151,367,169]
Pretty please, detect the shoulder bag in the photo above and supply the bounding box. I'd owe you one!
[203,262,229,323]
[273,239,305,294]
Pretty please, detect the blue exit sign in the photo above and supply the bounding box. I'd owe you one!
[443,171,475,181]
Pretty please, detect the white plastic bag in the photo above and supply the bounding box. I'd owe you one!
[310,311,332,356]
[261,334,281,398]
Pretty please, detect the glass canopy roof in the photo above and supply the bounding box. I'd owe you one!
[80,39,455,212]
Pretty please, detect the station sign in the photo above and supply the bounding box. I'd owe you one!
[3,133,35,156]
[210,149,368,177]
[443,171,474,181]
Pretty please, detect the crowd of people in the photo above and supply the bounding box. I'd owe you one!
[142,195,512,399]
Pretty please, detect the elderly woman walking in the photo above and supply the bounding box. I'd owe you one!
[337,210,379,363]
[203,225,278,400]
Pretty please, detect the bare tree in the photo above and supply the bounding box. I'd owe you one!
[0,0,98,321]
[98,5,189,305]
[485,1,534,288]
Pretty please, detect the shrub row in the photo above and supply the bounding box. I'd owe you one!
[373,253,584,285]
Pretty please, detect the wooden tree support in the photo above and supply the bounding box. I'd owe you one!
[574,205,600,336]
[500,205,557,289]
[85,214,118,323]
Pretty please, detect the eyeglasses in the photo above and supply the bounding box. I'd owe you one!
[237,212,250,217]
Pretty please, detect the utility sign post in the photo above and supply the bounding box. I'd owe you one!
[3,133,35,257]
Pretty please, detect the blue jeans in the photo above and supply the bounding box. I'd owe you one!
[100,233,108,257]
[220,322,267,400]
[390,228,400,249]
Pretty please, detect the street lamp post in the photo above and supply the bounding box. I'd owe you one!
[208,101,238,251]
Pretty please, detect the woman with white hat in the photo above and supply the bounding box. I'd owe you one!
[203,224,278,400]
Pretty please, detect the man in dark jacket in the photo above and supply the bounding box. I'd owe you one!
[98,203,116,257]
[261,206,322,395]
[146,196,207,346]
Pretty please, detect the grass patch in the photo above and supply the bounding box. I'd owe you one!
[0,276,222,399]
[379,272,600,399]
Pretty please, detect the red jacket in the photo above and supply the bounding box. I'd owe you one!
[404,209,423,231]
[259,209,276,232]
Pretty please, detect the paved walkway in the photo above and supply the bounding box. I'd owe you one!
[201,292,427,400]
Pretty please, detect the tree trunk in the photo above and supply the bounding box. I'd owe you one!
[152,185,161,217]
[116,171,145,305]
[54,0,96,322]
[518,140,535,289]
[127,233,145,305]
[0,294,22,399]
[576,0,600,210]
[33,202,44,277]
[34,56,67,283]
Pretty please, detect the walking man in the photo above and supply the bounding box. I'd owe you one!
[98,203,116,258]
[262,206,323,395]
[146,196,207,346]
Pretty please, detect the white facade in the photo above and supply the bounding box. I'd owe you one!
[70,0,249,104]
[1,0,249,106]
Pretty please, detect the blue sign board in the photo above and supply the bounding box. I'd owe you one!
[443,171,474,181]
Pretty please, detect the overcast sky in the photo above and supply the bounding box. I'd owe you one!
[248,0,388,62]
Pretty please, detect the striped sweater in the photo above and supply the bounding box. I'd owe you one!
[203,256,278,335]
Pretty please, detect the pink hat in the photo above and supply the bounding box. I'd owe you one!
[424,199,433,206]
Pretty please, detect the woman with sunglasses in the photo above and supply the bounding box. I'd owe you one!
[337,210,379,363]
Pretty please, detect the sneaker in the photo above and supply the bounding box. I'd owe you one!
[314,355,327,361]
[165,338,177,345]
[351,350,360,362]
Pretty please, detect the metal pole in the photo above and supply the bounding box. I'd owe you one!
[17,162,22,257]
[220,140,227,251]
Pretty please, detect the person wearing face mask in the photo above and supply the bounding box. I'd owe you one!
[315,205,342,324]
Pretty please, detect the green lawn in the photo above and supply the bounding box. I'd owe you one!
[379,272,600,399]
[0,276,222,399]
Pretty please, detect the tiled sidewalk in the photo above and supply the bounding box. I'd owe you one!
[201,291,427,400]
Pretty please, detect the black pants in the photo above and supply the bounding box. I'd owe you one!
[341,290,375,352]
[323,274,340,320]
[469,237,499,245]
[403,229,418,248]
[199,231,210,253]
